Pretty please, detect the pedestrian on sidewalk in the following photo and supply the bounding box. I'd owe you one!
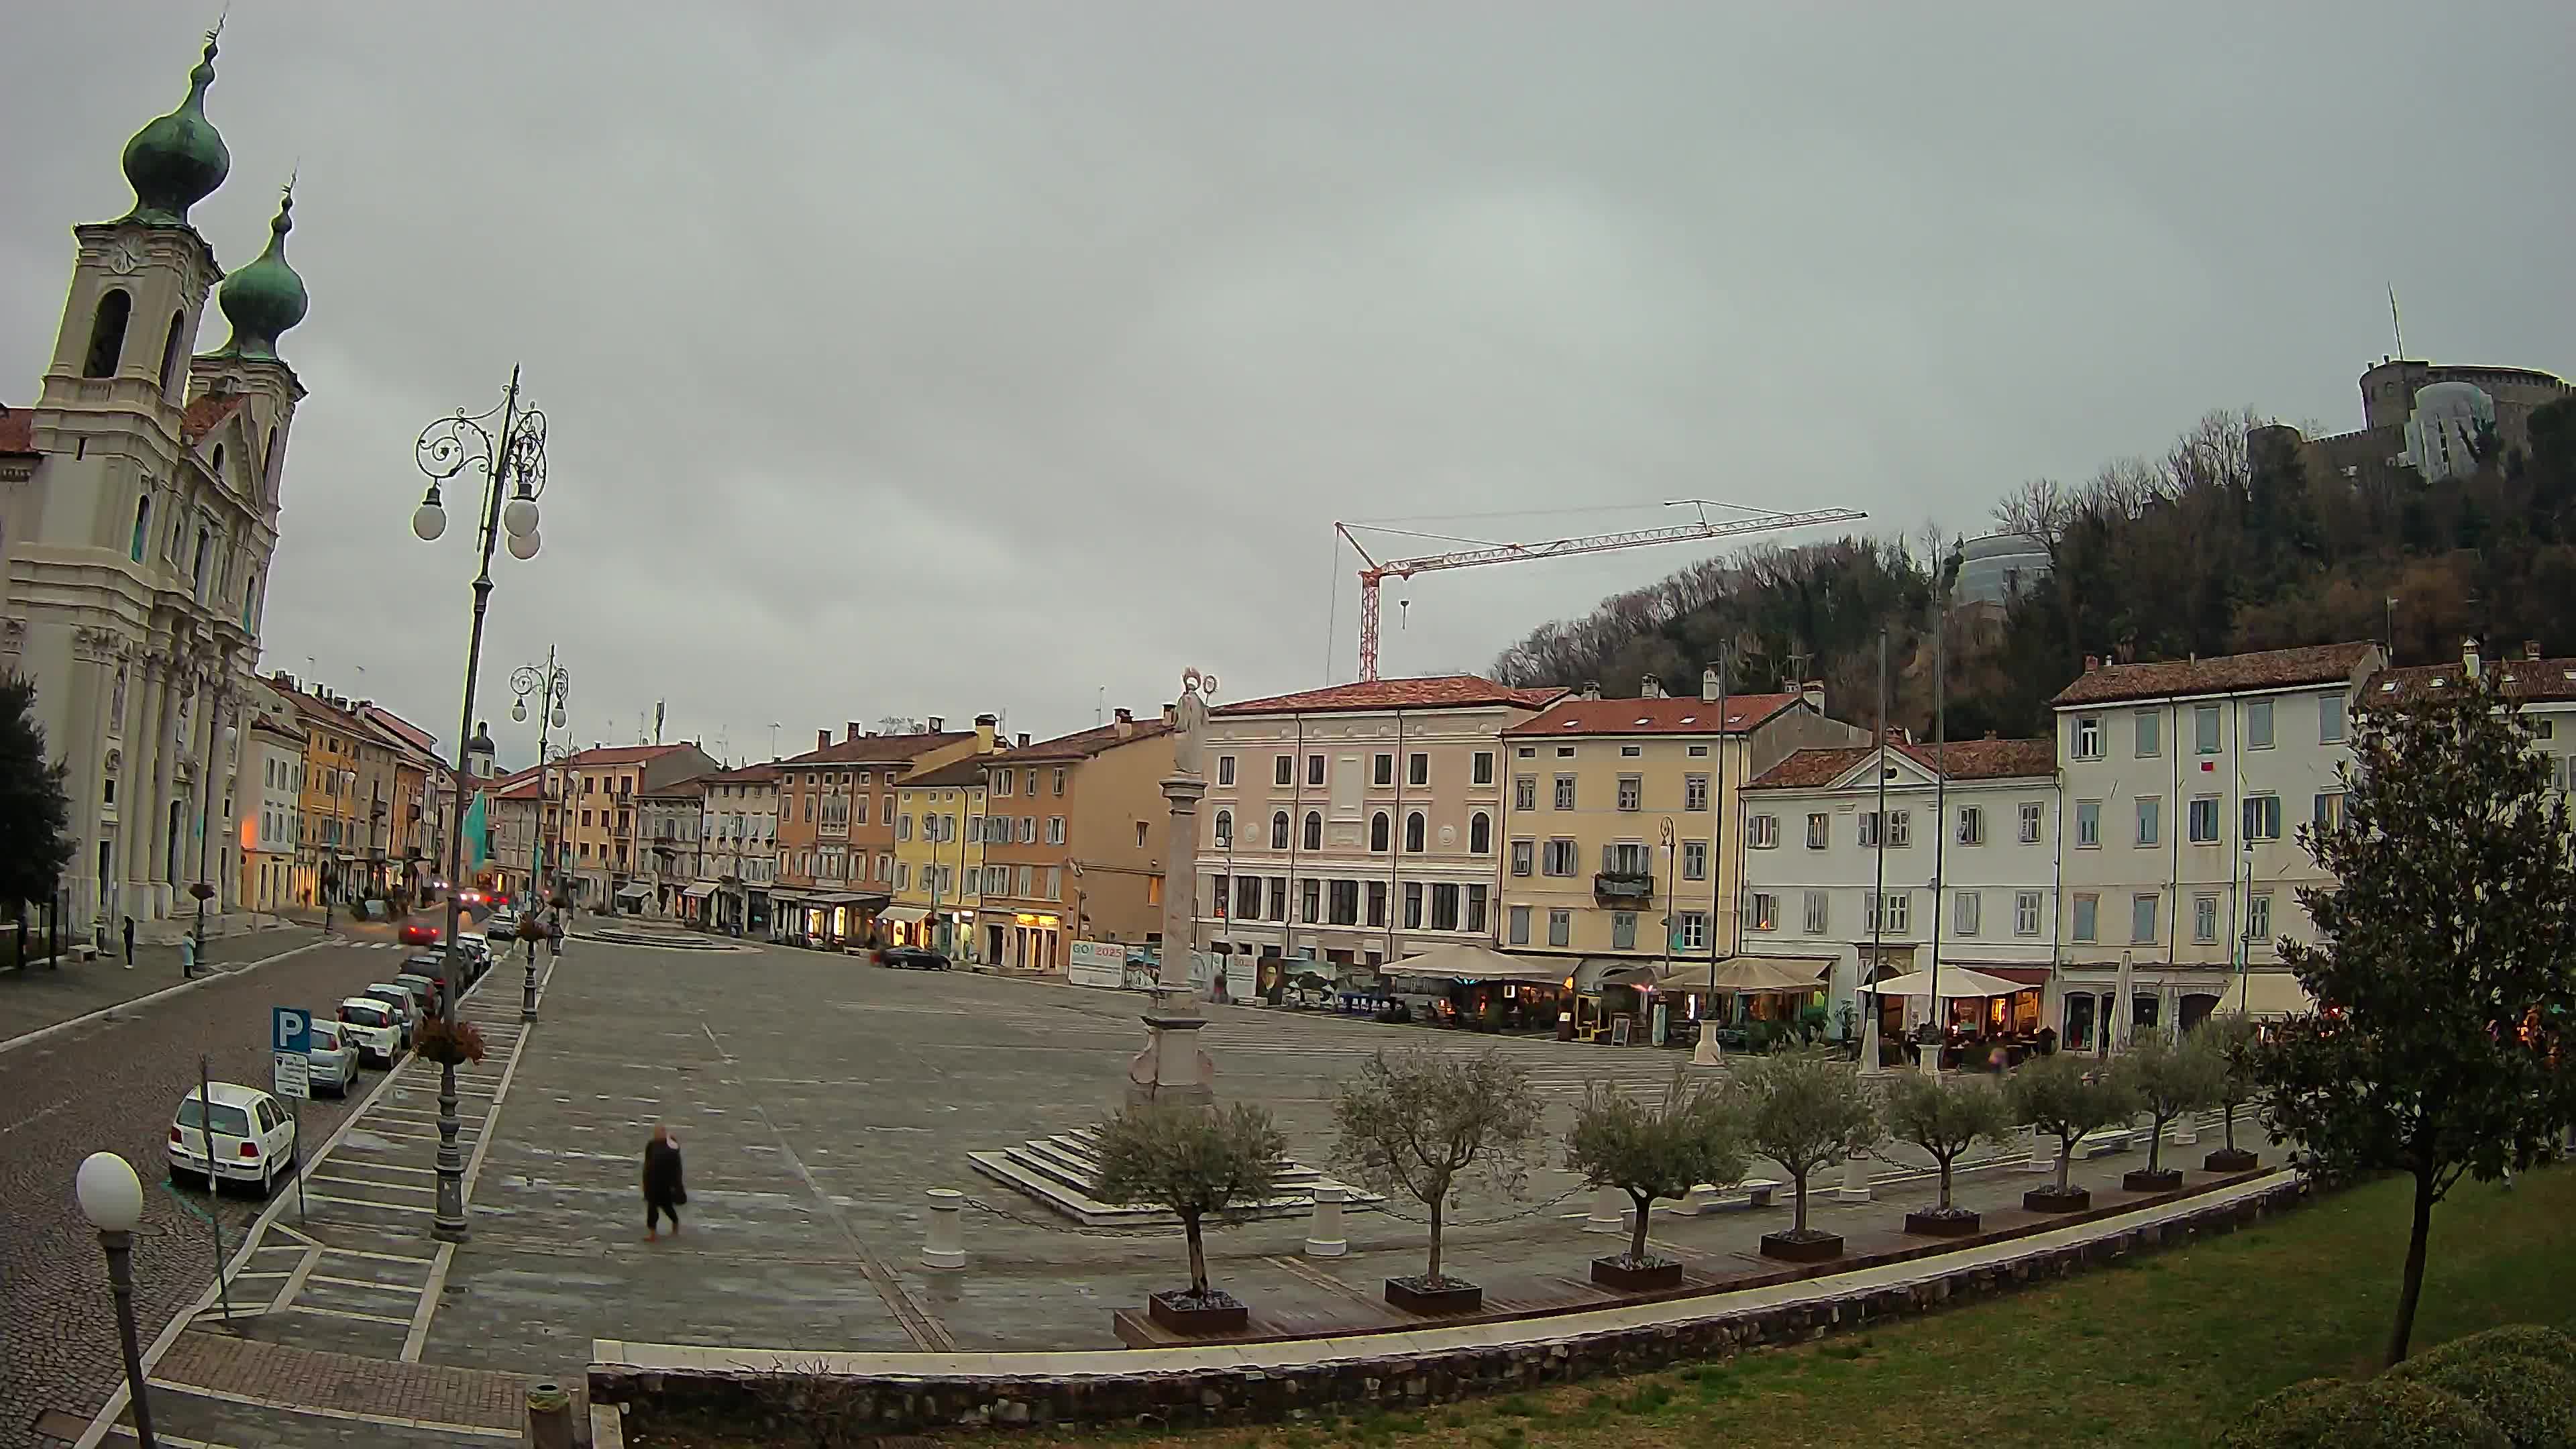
[643,1125,686,1240]
[121,915,135,966]
[180,930,198,979]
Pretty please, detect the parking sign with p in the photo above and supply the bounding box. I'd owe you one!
[272,1006,310,1054]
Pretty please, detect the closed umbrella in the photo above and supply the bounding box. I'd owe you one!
[2111,950,2135,1055]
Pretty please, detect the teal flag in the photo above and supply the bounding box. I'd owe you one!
[464,791,489,869]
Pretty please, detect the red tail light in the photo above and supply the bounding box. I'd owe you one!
[169,1127,184,1146]
[238,1141,261,1159]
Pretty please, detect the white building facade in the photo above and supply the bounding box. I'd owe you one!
[1741,738,2061,1040]
[1,36,308,938]
[1194,677,1562,978]
[699,763,779,934]
[2050,642,2381,1047]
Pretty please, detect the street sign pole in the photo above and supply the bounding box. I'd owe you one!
[197,1054,233,1322]
[272,1009,313,1223]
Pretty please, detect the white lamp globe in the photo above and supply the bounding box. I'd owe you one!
[511,700,527,723]
[502,495,540,539]
[550,706,566,728]
[76,1151,144,1232]
[506,528,541,561]
[411,500,447,542]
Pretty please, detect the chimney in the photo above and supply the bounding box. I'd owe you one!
[1114,706,1134,738]
[1700,667,1721,703]
[1016,732,1031,747]
[847,720,863,743]
[1162,702,1177,726]
[817,729,831,752]
[2083,655,2100,674]
[927,716,945,733]
[1640,675,1664,699]
[974,712,998,751]
[1581,680,1602,701]
[1802,681,1825,714]
[2462,637,2481,680]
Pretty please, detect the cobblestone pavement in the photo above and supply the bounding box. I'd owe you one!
[0,921,487,1449]
[0,922,324,1045]
[56,934,2254,1447]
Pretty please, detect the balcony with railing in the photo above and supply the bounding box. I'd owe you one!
[1593,871,1654,904]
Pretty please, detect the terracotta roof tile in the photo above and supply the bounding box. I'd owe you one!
[1750,737,2055,790]
[989,718,1174,763]
[559,743,692,768]
[0,405,34,455]
[700,763,782,784]
[2049,642,2379,708]
[180,393,247,445]
[902,756,996,790]
[2369,657,2576,706]
[1503,694,1804,738]
[1215,676,1564,716]
[775,731,974,767]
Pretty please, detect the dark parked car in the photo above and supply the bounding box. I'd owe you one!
[398,921,442,947]
[878,946,950,971]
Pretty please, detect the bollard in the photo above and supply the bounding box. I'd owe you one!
[525,1379,574,1449]
[1583,1185,1627,1233]
[2019,1122,2057,1173]
[1832,1151,1872,1202]
[1303,1183,1349,1257]
[923,1188,966,1269]
[2172,1113,2198,1148]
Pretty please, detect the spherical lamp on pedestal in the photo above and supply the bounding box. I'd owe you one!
[76,1151,156,1448]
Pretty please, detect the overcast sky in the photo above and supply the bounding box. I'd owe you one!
[8,3,2572,765]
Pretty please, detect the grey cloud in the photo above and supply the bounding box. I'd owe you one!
[6,1,2571,764]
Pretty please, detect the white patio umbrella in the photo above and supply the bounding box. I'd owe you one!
[1858,966,2025,1000]
[2111,950,2135,1053]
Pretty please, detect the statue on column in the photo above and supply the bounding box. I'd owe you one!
[1171,667,1216,778]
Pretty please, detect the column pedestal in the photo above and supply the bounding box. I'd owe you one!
[1126,769,1216,1108]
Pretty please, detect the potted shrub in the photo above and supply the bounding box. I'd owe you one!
[2118,1032,2224,1192]
[2006,1052,2138,1213]
[1739,1051,1881,1262]
[1884,1071,2014,1237]
[1563,1073,1744,1291]
[2198,1014,2264,1172]
[1330,1048,1546,1313]
[1093,1102,1285,1334]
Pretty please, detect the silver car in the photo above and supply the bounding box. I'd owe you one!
[302,1021,358,1097]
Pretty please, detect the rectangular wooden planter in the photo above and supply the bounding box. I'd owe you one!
[1385,1278,1484,1314]
[1146,1291,1248,1335]
[2123,1168,2185,1193]
[1590,1256,1684,1291]
[1903,1210,1981,1238]
[1759,1231,1845,1263]
[2023,1186,2092,1214]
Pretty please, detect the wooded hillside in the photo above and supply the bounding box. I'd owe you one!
[1491,398,2576,739]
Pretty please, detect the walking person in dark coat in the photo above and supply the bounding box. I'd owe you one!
[643,1125,686,1240]
[121,916,135,967]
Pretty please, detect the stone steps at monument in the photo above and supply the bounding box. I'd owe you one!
[967,1132,1375,1228]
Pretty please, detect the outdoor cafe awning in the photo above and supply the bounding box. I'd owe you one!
[2227,970,2316,1020]
[1862,966,2027,999]
[877,905,930,925]
[614,883,651,901]
[1391,942,1572,985]
[682,882,718,899]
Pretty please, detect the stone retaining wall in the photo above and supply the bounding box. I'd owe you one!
[594,1178,2310,1438]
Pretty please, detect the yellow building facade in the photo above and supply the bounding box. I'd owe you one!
[891,755,989,957]
[1496,683,1864,981]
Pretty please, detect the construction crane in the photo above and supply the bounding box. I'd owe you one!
[1338,500,1869,682]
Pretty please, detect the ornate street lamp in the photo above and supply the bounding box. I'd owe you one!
[76,1151,156,1448]
[510,649,569,1022]
[411,367,549,1242]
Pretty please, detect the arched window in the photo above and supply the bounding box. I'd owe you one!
[1470,811,1492,854]
[1370,812,1390,853]
[211,443,225,486]
[1270,811,1290,850]
[1302,810,1322,852]
[192,525,211,599]
[1405,811,1426,853]
[84,290,131,378]
[158,310,187,395]
[129,495,151,562]
[1213,809,1232,848]
[263,425,280,499]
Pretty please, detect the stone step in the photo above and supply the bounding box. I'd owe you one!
[965,1151,1327,1228]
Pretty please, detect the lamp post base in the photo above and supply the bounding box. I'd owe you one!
[521,960,538,1022]
[99,1229,157,1448]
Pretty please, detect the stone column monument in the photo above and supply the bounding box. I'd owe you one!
[1126,667,1218,1109]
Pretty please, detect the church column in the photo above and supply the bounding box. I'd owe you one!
[144,656,184,918]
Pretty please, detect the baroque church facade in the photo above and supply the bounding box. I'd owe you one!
[0,32,310,937]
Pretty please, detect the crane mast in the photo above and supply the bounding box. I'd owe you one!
[1340,502,1868,682]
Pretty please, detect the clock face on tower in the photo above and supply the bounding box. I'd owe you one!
[105,237,146,276]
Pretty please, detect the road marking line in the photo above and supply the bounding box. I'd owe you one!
[306,1273,424,1295]
[311,1173,433,1193]
[317,1245,434,1265]
[274,1302,413,1325]
[269,1248,321,1314]
[103,1427,228,1448]
[142,1379,519,1438]
[402,1241,457,1363]
[304,1192,428,1212]
[0,934,328,1057]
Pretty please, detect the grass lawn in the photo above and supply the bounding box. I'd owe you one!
[1014,1164,2576,1449]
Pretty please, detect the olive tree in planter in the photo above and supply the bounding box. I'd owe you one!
[1093,1102,1286,1335]
[1563,1073,1745,1291]
[1740,1051,1881,1262]
[2118,1032,2225,1192]
[2006,1052,2139,1213]
[2199,1014,2265,1172]
[1883,1071,2014,1238]
[1331,1048,1547,1313]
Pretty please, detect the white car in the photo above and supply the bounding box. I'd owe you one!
[168,1083,297,1195]
[336,996,405,1065]
[302,1021,358,1097]
[358,984,418,1049]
